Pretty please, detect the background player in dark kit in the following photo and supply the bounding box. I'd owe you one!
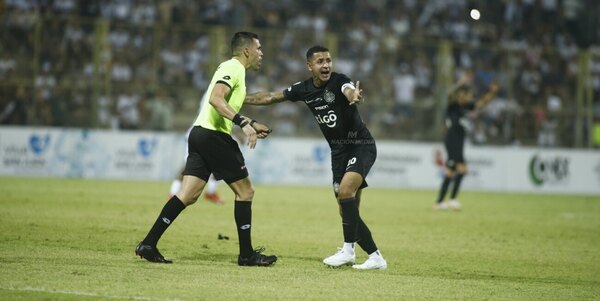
[434,77,499,210]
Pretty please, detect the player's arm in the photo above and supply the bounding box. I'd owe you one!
[342,81,363,105]
[244,91,286,105]
[474,81,499,110]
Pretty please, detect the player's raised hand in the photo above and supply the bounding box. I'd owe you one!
[349,81,363,105]
[488,80,500,93]
[251,121,272,139]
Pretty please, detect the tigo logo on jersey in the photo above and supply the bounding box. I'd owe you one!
[315,110,337,128]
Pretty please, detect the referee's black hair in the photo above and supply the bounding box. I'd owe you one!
[231,32,259,56]
[306,45,329,60]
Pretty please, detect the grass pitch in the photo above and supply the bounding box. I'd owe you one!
[0,177,599,300]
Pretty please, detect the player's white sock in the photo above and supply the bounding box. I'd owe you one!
[206,178,218,194]
[169,179,181,196]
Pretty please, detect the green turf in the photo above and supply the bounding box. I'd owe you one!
[0,177,599,300]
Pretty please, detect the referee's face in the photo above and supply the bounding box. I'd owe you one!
[307,51,332,86]
[247,38,263,71]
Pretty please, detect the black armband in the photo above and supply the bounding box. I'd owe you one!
[232,113,244,126]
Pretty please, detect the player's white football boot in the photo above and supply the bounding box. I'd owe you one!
[448,199,461,210]
[353,253,387,270]
[433,202,449,210]
[323,248,355,267]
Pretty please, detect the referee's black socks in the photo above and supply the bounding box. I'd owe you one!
[142,195,186,247]
[340,198,359,244]
[234,200,253,258]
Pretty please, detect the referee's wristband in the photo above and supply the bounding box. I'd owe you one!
[232,113,245,127]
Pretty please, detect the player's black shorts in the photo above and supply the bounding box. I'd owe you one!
[444,141,465,169]
[183,126,248,184]
[331,143,377,193]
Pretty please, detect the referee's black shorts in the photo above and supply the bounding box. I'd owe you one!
[183,126,248,184]
[331,143,377,193]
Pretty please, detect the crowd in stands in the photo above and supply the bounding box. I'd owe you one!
[1,0,598,147]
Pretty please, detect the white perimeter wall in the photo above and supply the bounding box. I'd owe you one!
[1,127,599,195]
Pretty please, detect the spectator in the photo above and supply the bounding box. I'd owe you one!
[144,91,173,131]
[0,85,28,125]
[392,63,416,120]
[116,91,141,130]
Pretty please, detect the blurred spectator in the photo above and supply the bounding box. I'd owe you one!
[96,94,112,128]
[35,62,57,101]
[144,91,173,131]
[0,54,16,80]
[271,101,300,136]
[0,85,28,125]
[111,58,133,82]
[391,63,416,120]
[0,0,598,148]
[116,91,141,130]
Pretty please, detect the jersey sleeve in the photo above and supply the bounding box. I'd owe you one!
[213,61,241,90]
[337,73,352,86]
[337,73,353,90]
[282,81,304,102]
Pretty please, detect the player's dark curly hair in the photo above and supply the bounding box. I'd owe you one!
[231,32,259,56]
[448,84,472,104]
[306,45,329,60]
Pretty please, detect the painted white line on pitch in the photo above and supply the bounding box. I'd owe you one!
[0,286,183,301]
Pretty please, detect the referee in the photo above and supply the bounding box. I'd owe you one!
[135,32,277,266]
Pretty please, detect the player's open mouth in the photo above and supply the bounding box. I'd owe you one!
[321,71,330,77]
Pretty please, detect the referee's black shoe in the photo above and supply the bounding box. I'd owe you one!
[238,247,277,266]
[135,242,173,264]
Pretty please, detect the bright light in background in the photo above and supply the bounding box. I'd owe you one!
[470,9,481,20]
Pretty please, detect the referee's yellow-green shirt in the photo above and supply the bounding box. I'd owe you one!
[194,58,246,134]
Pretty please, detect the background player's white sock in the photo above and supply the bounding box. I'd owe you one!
[169,179,181,196]
[206,177,219,194]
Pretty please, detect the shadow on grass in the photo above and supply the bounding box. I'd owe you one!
[178,252,236,263]
[176,251,324,266]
